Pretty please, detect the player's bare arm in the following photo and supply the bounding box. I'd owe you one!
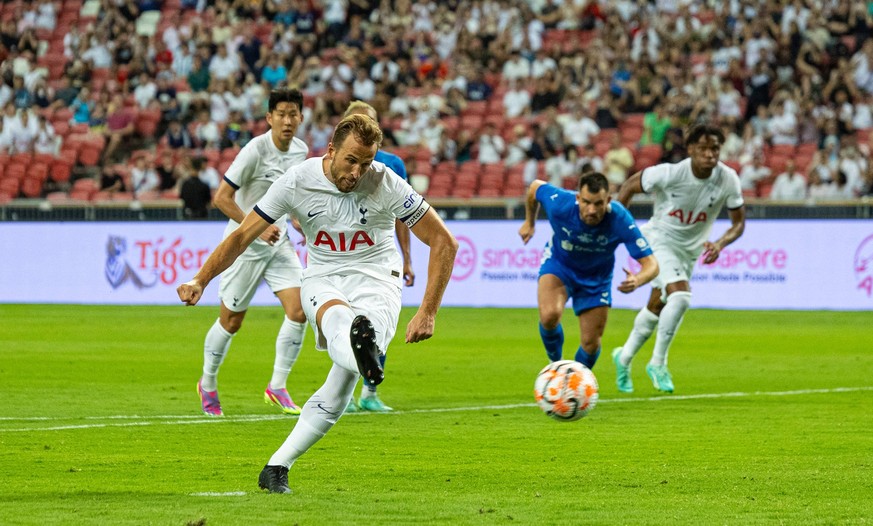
[702,206,746,264]
[395,218,415,286]
[406,208,458,343]
[519,180,546,244]
[617,171,644,207]
[177,211,272,306]
[618,254,659,293]
[214,180,281,245]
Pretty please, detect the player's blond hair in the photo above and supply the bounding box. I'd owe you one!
[342,100,378,121]
[332,114,383,150]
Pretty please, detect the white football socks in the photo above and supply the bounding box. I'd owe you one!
[319,305,360,376]
[650,291,691,366]
[619,308,659,366]
[270,317,306,391]
[201,318,233,391]
[268,364,357,468]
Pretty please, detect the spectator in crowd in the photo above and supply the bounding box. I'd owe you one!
[187,55,211,93]
[807,170,837,201]
[261,53,287,89]
[562,105,600,148]
[70,87,93,124]
[604,133,634,193]
[133,72,157,109]
[180,168,212,219]
[164,118,193,149]
[0,119,12,153]
[131,154,160,196]
[192,156,220,191]
[739,154,772,195]
[103,94,135,163]
[33,114,59,156]
[640,104,672,146]
[220,109,252,149]
[192,109,221,148]
[156,151,180,191]
[99,165,126,194]
[430,127,458,166]
[11,109,36,153]
[477,122,505,165]
[769,160,807,201]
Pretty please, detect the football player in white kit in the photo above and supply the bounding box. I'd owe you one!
[195,89,309,417]
[612,123,746,393]
[177,114,458,493]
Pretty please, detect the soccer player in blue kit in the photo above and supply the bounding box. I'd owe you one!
[519,172,659,368]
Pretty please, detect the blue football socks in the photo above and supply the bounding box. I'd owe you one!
[575,346,601,369]
[539,323,564,362]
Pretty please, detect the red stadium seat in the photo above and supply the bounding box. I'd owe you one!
[0,177,20,197]
[20,176,44,198]
[27,163,50,182]
[50,160,73,183]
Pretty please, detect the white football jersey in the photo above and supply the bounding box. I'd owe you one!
[641,158,743,256]
[254,157,430,284]
[222,132,309,258]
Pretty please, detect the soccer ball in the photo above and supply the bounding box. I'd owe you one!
[533,360,599,421]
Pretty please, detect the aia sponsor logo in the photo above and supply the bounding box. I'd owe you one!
[312,230,374,251]
[854,234,873,297]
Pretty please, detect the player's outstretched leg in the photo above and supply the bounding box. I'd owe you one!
[264,364,357,490]
[612,347,633,393]
[258,465,291,494]
[350,315,384,386]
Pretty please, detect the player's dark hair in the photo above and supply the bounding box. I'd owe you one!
[578,172,609,193]
[268,88,304,113]
[332,114,383,150]
[685,122,725,145]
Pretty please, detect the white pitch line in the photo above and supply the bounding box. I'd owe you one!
[1,386,871,433]
[189,491,247,497]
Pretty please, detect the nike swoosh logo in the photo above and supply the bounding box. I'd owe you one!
[316,403,340,416]
[307,210,325,218]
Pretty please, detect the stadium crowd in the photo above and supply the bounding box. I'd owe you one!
[1,0,873,205]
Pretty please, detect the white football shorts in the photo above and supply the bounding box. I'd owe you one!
[218,242,303,312]
[301,272,401,355]
[641,224,697,299]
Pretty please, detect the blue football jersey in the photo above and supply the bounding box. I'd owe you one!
[375,150,408,181]
[537,184,652,283]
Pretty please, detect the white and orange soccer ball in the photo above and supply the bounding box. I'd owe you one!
[534,360,599,421]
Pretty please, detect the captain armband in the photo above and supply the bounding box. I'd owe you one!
[401,201,430,228]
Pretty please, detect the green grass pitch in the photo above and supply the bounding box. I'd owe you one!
[1,304,871,525]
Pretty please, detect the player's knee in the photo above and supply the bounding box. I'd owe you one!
[667,290,692,313]
[539,311,562,330]
[287,309,307,324]
[220,312,246,333]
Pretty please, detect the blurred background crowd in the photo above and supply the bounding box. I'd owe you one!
[1,0,873,208]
